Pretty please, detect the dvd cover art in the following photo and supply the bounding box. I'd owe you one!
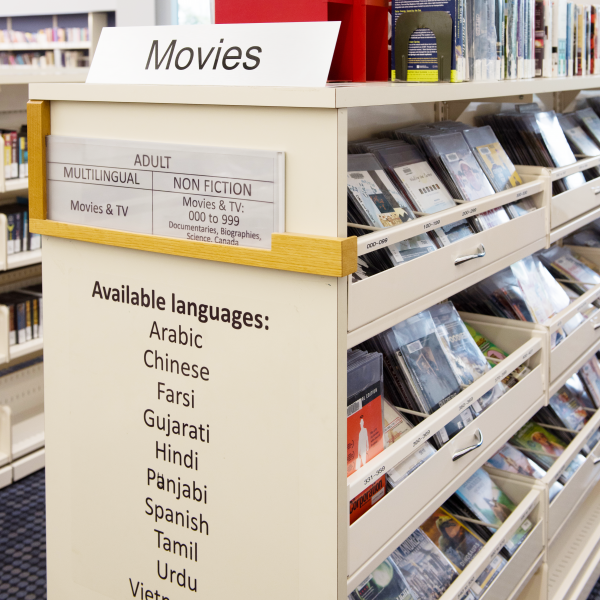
[349,475,386,525]
[420,507,484,571]
[347,352,385,476]
[548,384,589,432]
[510,422,567,469]
[464,323,532,388]
[455,468,531,554]
[400,331,463,414]
[430,302,506,410]
[378,144,475,248]
[352,557,416,600]
[487,442,546,478]
[347,154,437,267]
[473,141,524,191]
[442,149,495,201]
[558,113,600,157]
[390,529,458,600]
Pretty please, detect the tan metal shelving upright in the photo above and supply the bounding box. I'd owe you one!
[27,77,600,600]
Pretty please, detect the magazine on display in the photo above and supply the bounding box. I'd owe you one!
[390,528,459,599]
[455,468,532,554]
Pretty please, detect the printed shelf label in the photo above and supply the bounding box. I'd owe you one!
[47,136,285,250]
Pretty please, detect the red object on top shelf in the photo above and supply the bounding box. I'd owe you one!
[214,0,389,82]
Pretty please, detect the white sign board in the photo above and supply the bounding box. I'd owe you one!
[47,136,285,250]
[86,23,340,87]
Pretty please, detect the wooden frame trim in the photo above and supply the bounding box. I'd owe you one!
[27,99,357,277]
[30,219,356,277]
[28,100,50,220]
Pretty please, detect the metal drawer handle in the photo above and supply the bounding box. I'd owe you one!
[594,323,600,330]
[452,429,484,461]
[594,457,600,464]
[455,245,486,266]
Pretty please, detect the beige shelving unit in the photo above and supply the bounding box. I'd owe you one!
[27,77,600,600]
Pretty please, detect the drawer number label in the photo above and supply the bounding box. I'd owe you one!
[423,219,441,230]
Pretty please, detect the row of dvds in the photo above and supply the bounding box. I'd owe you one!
[1,201,42,255]
[348,272,600,519]
[0,27,90,45]
[1,126,27,180]
[351,465,539,600]
[451,247,599,349]
[348,98,600,281]
[347,118,532,279]
[0,50,88,69]
[0,284,43,346]
[348,302,515,518]
[481,102,600,194]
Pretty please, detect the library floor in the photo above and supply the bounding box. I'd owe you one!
[2,468,600,600]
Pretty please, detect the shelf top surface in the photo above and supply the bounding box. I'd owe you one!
[1,68,88,85]
[29,76,600,108]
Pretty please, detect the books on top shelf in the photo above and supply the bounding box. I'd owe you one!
[0,27,89,45]
[1,126,27,181]
[0,200,41,256]
[0,283,43,347]
[389,0,600,82]
[0,50,87,69]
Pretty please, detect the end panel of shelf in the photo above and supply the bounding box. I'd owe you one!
[0,464,11,489]
[11,446,44,482]
[548,479,600,600]
[12,408,45,461]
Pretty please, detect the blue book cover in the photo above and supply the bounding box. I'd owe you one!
[391,0,465,82]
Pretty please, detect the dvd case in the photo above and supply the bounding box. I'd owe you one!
[455,468,532,554]
[390,528,459,599]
